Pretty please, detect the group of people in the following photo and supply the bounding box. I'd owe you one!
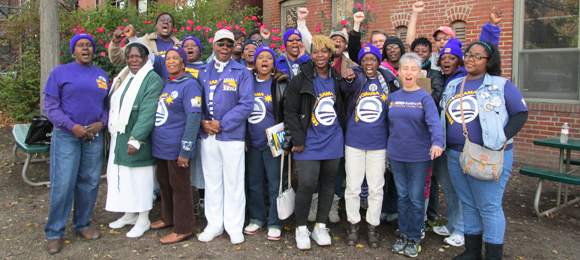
[42,1,528,259]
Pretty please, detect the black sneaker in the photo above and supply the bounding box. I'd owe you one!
[403,240,421,258]
[391,234,407,253]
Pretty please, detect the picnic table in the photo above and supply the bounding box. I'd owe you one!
[12,124,51,186]
[520,137,580,217]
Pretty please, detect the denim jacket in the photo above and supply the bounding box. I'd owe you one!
[440,74,509,150]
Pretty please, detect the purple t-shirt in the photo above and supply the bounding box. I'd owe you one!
[345,78,388,150]
[294,75,344,160]
[186,62,205,78]
[445,77,528,151]
[151,75,203,160]
[386,88,444,162]
[248,77,275,148]
[43,62,109,135]
[155,38,174,57]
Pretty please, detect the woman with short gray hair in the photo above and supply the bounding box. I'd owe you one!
[386,53,444,257]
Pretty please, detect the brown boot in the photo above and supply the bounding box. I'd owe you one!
[47,238,63,254]
[367,223,380,248]
[77,227,101,240]
[345,222,359,246]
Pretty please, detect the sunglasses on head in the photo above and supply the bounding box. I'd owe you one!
[216,42,234,48]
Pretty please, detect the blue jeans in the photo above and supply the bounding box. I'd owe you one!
[390,159,431,241]
[314,157,345,198]
[245,146,284,229]
[381,168,398,220]
[45,128,104,239]
[439,152,464,236]
[447,149,513,244]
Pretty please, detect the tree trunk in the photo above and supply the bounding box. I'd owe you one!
[39,0,59,115]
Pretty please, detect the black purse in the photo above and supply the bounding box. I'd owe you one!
[25,115,53,145]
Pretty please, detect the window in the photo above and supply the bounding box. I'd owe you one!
[111,0,125,9]
[514,0,579,101]
[332,0,364,25]
[281,0,306,30]
[396,26,407,48]
[451,20,466,51]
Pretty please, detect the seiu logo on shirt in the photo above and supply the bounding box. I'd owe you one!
[209,80,218,85]
[223,79,237,91]
[96,76,108,90]
[185,67,199,78]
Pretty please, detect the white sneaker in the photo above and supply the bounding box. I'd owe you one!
[197,229,223,242]
[126,222,150,238]
[444,233,465,247]
[311,223,331,246]
[308,194,318,222]
[230,233,245,244]
[267,228,281,241]
[109,216,138,229]
[243,223,266,235]
[433,226,452,236]
[295,226,311,250]
[328,195,340,223]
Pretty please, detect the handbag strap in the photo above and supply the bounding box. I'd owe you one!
[279,153,292,196]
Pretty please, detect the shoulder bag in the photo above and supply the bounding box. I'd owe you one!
[277,153,295,220]
[25,115,53,146]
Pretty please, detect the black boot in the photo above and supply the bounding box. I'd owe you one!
[453,234,483,260]
[485,242,503,260]
[367,223,380,248]
[345,222,359,246]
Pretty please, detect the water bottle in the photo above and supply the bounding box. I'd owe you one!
[561,123,569,143]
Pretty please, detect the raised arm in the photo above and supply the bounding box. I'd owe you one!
[406,1,425,49]
[297,7,312,54]
[347,11,365,64]
[479,6,503,47]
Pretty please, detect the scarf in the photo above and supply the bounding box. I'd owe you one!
[213,56,230,73]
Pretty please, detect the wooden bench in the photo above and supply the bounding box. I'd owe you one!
[520,166,580,217]
[12,124,51,186]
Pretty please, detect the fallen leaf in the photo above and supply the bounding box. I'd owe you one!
[516,256,523,259]
[93,254,98,258]
[64,240,70,243]
[5,204,11,207]
[132,250,137,252]
[151,255,157,258]
[356,244,364,248]
[183,243,189,247]
[24,223,31,226]
[19,209,24,211]
[283,226,291,231]
[177,254,184,258]
[4,239,10,241]
[553,250,558,254]
[236,246,242,250]
[109,230,120,234]
[439,248,445,252]
[151,234,157,238]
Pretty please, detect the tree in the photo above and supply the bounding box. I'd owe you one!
[39,0,59,114]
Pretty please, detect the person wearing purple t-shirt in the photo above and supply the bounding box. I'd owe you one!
[387,53,444,258]
[243,46,289,240]
[43,34,108,254]
[150,46,202,245]
[441,41,528,260]
[283,36,345,250]
[341,44,398,248]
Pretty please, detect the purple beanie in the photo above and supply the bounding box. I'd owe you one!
[283,29,302,45]
[253,45,277,65]
[166,46,188,63]
[440,38,463,59]
[181,36,202,54]
[70,34,96,54]
[358,44,381,65]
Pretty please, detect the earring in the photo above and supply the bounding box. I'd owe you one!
[271,70,275,76]
[71,54,75,58]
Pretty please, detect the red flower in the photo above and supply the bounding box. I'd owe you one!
[173,29,178,32]
[123,19,128,22]
[121,38,126,43]
[181,27,185,31]
[209,37,214,43]
[97,28,105,33]
[272,36,278,41]
[270,43,276,49]
[188,20,194,25]
[119,26,124,30]
[223,21,228,24]
[196,25,202,31]
[235,25,240,30]
[59,51,62,55]
[245,17,249,20]
[98,40,104,45]
[240,28,245,31]
[358,5,363,10]
[99,52,106,57]
[186,26,192,31]
[341,20,347,26]
[105,42,110,49]
[251,16,257,20]
[143,21,148,24]
[87,33,91,36]
[120,43,125,47]
[72,28,77,32]
[257,22,261,26]
[260,25,266,29]
[280,44,286,51]
[76,25,81,29]
[205,33,209,36]
[315,27,321,32]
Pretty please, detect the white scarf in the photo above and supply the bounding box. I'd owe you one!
[213,56,230,73]
[108,60,154,137]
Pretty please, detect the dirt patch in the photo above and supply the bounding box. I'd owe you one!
[0,126,579,259]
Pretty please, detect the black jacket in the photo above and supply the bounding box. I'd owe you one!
[348,30,362,64]
[422,61,445,109]
[283,60,346,151]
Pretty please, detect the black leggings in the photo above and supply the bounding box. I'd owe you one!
[295,159,340,226]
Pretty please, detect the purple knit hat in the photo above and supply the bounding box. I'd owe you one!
[166,46,188,63]
[253,45,277,65]
[439,38,463,59]
[181,36,202,54]
[70,34,96,54]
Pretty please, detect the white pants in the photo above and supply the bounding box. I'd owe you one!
[344,145,386,226]
[201,135,246,235]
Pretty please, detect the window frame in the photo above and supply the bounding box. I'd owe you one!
[280,0,307,30]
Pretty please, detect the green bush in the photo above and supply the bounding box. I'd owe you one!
[0,47,40,121]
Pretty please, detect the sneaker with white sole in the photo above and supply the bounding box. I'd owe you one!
[197,229,223,242]
[109,216,138,229]
[311,223,331,246]
[433,226,452,236]
[230,233,245,244]
[243,223,266,234]
[126,222,150,238]
[444,233,465,247]
[308,194,318,222]
[295,226,311,250]
[267,228,281,241]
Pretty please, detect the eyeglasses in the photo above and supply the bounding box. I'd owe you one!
[464,52,489,61]
[361,58,378,64]
[385,45,400,51]
[435,36,452,42]
[250,37,263,42]
[216,42,234,48]
[127,55,143,61]
[286,37,301,43]
[158,19,173,25]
